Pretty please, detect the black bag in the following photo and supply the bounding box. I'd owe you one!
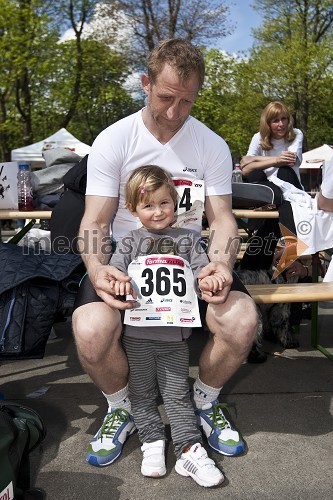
[0,402,46,499]
[50,154,87,254]
[0,243,83,359]
[232,181,283,209]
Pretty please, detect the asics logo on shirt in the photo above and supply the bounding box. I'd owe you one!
[183,167,197,172]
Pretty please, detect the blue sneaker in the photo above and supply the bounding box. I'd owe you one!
[86,408,136,466]
[196,400,245,456]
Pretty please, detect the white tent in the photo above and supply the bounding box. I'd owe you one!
[11,128,91,169]
[300,144,333,170]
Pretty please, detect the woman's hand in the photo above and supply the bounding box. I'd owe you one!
[276,151,297,167]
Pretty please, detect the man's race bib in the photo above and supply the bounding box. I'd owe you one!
[124,254,202,328]
[135,178,205,233]
[171,178,205,233]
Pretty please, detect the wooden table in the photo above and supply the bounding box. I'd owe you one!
[0,208,278,221]
[0,210,52,241]
[0,208,278,242]
[0,210,52,220]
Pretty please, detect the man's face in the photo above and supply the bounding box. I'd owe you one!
[142,64,200,136]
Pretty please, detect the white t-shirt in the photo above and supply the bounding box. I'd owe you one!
[321,156,333,199]
[247,129,303,182]
[86,109,232,239]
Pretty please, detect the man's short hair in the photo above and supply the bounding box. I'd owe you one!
[147,38,205,89]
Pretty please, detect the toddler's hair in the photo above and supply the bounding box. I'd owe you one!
[125,165,178,211]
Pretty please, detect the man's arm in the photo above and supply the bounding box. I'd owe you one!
[197,194,240,303]
[78,195,117,267]
[318,162,333,211]
[78,195,134,308]
[205,194,239,268]
[318,192,333,211]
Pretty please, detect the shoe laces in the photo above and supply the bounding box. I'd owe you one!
[99,409,129,441]
[210,403,232,431]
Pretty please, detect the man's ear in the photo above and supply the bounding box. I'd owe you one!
[141,73,150,95]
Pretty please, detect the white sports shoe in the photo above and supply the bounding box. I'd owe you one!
[175,442,224,488]
[141,440,166,477]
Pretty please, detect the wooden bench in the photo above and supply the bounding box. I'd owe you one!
[245,282,333,360]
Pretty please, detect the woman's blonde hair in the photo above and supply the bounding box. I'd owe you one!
[260,101,296,150]
[125,165,178,211]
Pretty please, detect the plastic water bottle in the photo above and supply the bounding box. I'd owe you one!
[232,164,243,183]
[17,163,33,211]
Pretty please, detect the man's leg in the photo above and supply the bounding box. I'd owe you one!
[72,276,135,466]
[194,275,258,456]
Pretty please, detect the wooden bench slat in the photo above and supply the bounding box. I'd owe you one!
[245,282,333,304]
[232,209,279,219]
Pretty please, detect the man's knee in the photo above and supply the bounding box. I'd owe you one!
[72,303,122,364]
[206,292,258,347]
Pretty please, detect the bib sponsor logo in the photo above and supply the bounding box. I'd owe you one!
[182,167,197,173]
[161,298,172,303]
[173,179,192,186]
[145,298,153,304]
[129,316,141,321]
[145,257,184,267]
[182,217,197,223]
[180,317,196,323]
[146,316,161,321]
[181,308,191,313]
[180,300,191,304]
[0,482,14,500]
[156,307,171,312]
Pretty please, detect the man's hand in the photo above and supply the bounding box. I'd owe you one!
[197,261,233,304]
[90,264,137,309]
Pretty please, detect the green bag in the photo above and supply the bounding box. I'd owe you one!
[0,402,46,499]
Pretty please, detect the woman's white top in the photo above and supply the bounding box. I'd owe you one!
[247,128,303,182]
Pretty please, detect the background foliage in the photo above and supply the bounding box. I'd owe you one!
[0,0,332,163]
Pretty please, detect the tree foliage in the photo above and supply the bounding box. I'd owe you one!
[103,0,234,64]
[1,0,333,165]
[0,0,59,158]
[249,0,333,149]
[193,0,333,162]
[0,0,139,160]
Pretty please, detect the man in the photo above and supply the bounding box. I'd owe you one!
[318,157,333,212]
[72,38,258,467]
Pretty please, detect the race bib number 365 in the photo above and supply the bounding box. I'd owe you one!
[124,254,201,328]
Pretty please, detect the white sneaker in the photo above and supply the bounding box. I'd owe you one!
[175,443,224,488]
[141,440,166,477]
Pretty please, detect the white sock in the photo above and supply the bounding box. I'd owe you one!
[102,385,132,413]
[193,377,222,409]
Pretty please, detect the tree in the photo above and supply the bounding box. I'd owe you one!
[192,49,268,161]
[102,0,234,65]
[52,1,97,129]
[249,0,333,150]
[0,0,138,159]
[0,0,59,159]
[41,38,140,144]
